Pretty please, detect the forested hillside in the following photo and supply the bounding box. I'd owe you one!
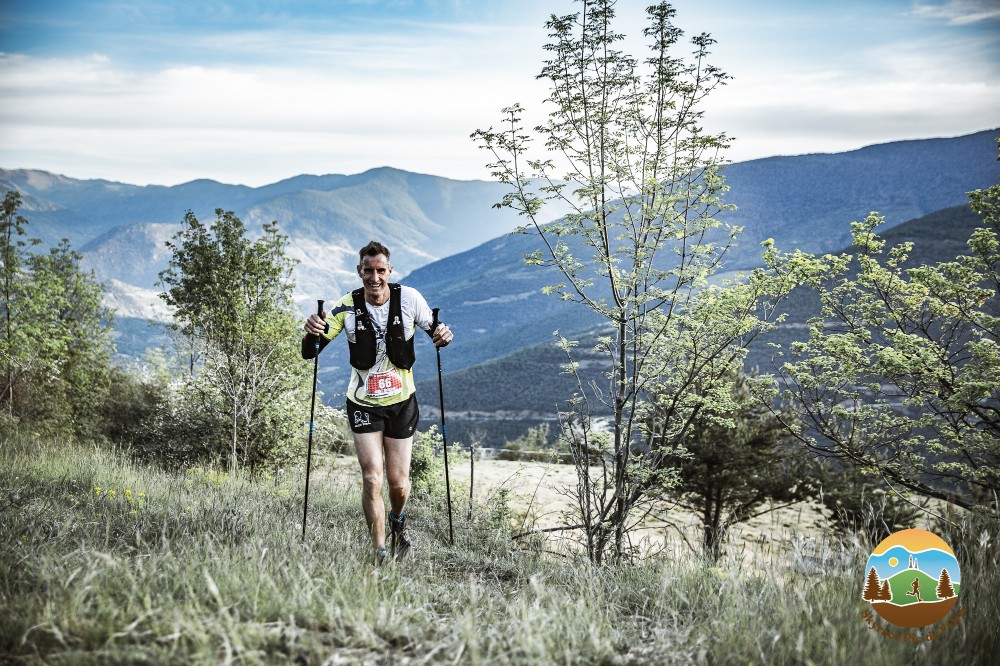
[416,202,996,446]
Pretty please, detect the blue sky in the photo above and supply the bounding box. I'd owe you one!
[866,546,960,586]
[1,0,998,186]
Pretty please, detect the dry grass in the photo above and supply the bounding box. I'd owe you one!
[2,437,995,664]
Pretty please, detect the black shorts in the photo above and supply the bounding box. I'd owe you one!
[346,395,420,439]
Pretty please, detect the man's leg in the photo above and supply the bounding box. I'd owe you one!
[384,435,413,559]
[354,431,387,551]
[383,435,413,517]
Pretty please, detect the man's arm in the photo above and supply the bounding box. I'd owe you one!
[301,320,331,359]
[301,298,349,359]
[409,288,453,348]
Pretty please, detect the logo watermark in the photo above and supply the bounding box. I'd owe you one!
[861,528,965,641]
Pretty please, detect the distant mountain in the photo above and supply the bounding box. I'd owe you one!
[2,128,997,447]
[0,166,571,311]
[415,202,994,446]
[719,129,999,268]
[406,129,999,376]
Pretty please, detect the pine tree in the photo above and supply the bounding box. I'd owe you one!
[651,370,816,561]
[880,579,891,601]
[863,567,882,601]
[937,568,956,599]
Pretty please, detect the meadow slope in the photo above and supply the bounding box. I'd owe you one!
[2,437,996,664]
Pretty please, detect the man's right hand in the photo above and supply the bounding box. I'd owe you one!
[304,312,327,337]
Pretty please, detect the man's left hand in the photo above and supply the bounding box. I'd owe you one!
[432,323,453,348]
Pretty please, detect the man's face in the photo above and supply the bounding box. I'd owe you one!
[358,254,392,301]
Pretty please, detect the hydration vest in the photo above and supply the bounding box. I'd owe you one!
[348,283,416,371]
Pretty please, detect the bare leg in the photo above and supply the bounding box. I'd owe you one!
[383,435,413,517]
[354,431,386,549]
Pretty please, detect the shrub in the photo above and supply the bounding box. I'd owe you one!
[820,468,923,546]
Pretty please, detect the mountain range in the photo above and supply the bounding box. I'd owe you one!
[0,167,572,311]
[412,201,991,446]
[405,130,999,374]
[2,128,998,446]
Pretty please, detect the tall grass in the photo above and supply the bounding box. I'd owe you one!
[1,435,996,664]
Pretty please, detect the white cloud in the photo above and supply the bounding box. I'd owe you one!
[0,39,549,185]
[911,0,1000,25]
[0,2,997,185]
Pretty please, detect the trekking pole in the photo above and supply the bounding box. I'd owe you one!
[432,307,454,545]
[468,437,474,521]
[302,299,324,541]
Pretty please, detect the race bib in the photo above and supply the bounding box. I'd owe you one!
[366,369,403,398]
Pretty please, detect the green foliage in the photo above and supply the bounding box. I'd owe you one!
[473,1,804,563]
[158,209,311,474]
[0,190,34,424]
[313,403,353,456]
[497,423,570,462]
[649,371,818,560]
[409,425,467,500]
[819,467,923,547]
[97,358,172,453]
[0,192,115,438]
[21,239,115,435]
[473,0,756,562]
[770,144,1000,516]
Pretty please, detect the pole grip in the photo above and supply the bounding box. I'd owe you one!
[313,299,325,351]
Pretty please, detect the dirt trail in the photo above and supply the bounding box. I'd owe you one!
[328,455,832,553]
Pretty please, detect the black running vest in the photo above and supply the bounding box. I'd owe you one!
[348,283,416,371]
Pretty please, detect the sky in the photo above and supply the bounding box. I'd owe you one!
[1,0,998,187]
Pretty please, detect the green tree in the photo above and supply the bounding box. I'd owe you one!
[1,190,112,436]
[158,209,310,473]
[18,239,114,435]
[649,371,815,561]
[770,152,1000,517]
[0,190,39,422]
[473,0,799,563]
[159,210,237,372]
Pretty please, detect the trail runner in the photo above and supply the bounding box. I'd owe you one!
[302,240,453,565]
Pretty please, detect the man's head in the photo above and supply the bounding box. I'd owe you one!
[358,240,391,266]
[357,240,393,304]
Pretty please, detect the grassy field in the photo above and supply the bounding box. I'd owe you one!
[1,435,997,664]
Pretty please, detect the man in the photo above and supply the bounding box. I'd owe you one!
[302,241,453,565]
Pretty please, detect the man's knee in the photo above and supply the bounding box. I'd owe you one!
[361,470,384,495]
[385,462,410,494]
[388,476,410,496]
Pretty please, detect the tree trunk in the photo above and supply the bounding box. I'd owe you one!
[231,397,238,474]
[613,316,628,563]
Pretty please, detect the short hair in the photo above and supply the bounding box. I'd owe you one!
[358,240,390,264]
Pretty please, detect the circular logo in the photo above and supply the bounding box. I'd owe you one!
[862,528,960,628]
